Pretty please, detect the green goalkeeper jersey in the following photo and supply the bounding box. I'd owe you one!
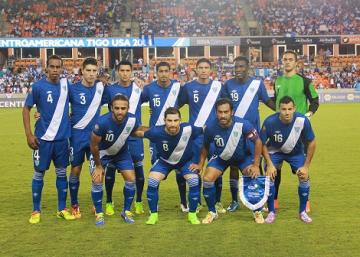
[275,74,319,114]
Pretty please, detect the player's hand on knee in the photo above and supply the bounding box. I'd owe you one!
[92,166,104,184]
[265,164,277,180]
[189,163,200,173]
[296,167,309,181]
[27,134,39,150]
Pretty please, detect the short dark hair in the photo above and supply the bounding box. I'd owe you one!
[282,50,298,61]
[164,107,181,119]
[215,98,233,111]
[156,61,170,71]
[279,96,295,106]
[196,58,212,68]
[46,55,63,67]
[233,56,249,66]
[82,57,98,69]
[117,60,133,70]
[111,94,129,107]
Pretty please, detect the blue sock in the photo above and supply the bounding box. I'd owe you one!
[267,181,275,213]
[203,181,216,213]
[134,162,144,202]
[198,175,202,205]
[32,171,44,212]
[105,166,116,203]
[176,172,187,206]
[187,176,200,212]
[55,168,67,211]
[69,173,80,206]
[230,178,238,202]
[147,177,159,213]
[123,181,135,212]
[215,176,223,203]
[91,183,103,214]
[298,180,310,213]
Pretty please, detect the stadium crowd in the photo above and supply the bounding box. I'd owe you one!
[252,0,360,35]
[132,0,242,37]
[1,58,359,94]
[2,0,125,37]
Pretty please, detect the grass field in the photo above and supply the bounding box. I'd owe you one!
[0,103,359,257]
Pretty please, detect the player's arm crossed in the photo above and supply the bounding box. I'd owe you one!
[89,132,104,184]
[131,126,149,138]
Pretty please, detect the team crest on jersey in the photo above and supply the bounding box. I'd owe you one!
[125,126,131,133]
[62,84,66,90]
[182,136,188,142]
[97,89,102,94]
[212,86,219,92]
[277,85,281,89]
[233,131,239,138]
[295,127,300,133]
[172,89,177,95]
[250,88,255,93]
[135,88,140,93]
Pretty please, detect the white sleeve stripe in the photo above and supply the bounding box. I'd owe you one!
[128,82,141,115]
[194,81,221,127]
[280,117,305,153]
[41,78,68,141]
[155,82,180,126]
[234,80,260,118]
[220,122,243,161]
[100,117,136,157]
[73,82,104,129]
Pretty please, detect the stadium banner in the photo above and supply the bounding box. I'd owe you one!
[241,36,340,46]
[0,37,191,48]
[318,91,360,103]
[0,98,25,108]
[190,37,241,46]
[341,35,360,44]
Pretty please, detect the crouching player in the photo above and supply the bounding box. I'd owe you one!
[142,107,203,225]
[90,94,146,225]
[199,98,264,224]
[261,96,316,224]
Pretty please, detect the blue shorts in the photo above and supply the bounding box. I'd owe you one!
[70,130,91,167]
[151,159,198,177]
[101,151,134,172]
[128,137,144,162]
[270,152,305,173]
[150,142,157,165]
[33,139,70,171]
[207,154,253,173]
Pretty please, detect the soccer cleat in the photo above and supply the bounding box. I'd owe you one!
[215,202,226,214]
[56,209,76,221]
[306,200,311,213]
[146,213,159,225]
[180,203,189,213]
[29,211,41,224]
[226,201,240,212]
[253,211,265,224]
[196,203,203,214]
[299,211,312,224]
[202,211,218,224]
[274,199,279,210]
[265,212,276,224]
[95,212,105,226]
[135,201,144,214]
[71,205,81,219]
[105,202,115,216]
[121,210,135,224]
[188,212,200,225]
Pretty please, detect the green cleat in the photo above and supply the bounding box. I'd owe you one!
[56,208,76,221]
[29,211,41,224]
[215,202,226,214]
[105,202,115,216]
[135,201,144,214]
[146,213,159,225]
[188,212,200,225]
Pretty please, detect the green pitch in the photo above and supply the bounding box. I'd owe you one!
[0,103,359,257]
